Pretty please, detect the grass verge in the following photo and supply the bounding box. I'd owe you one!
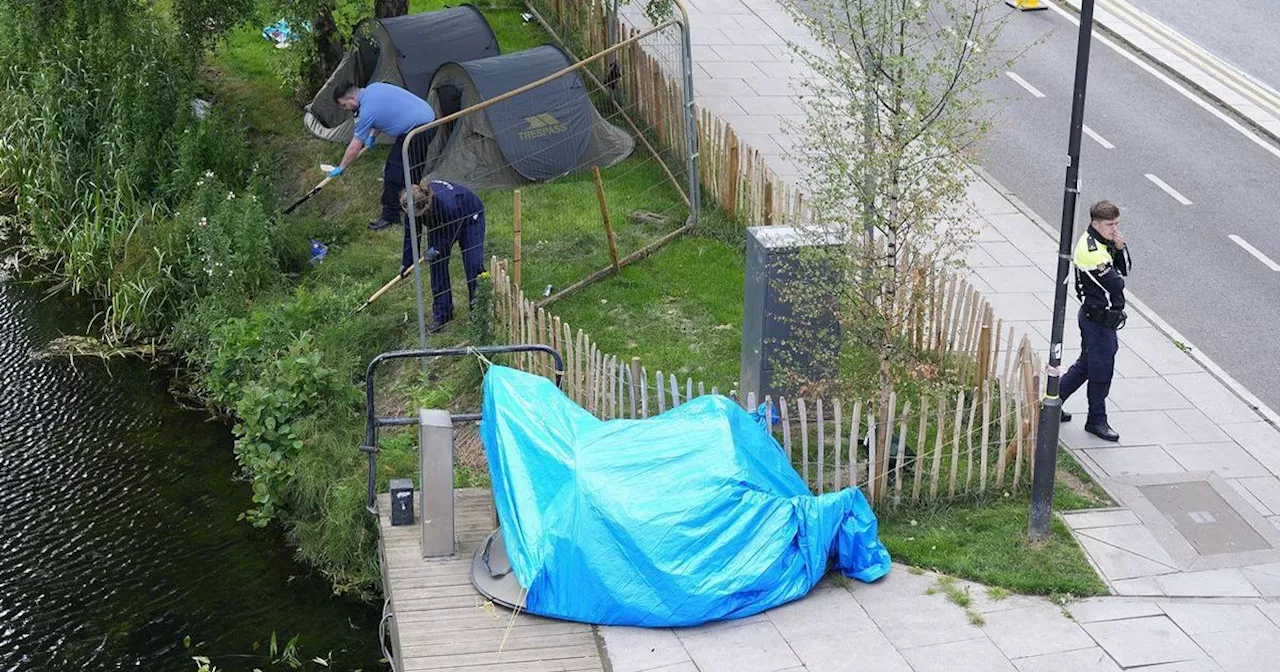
[876,448,1112,597]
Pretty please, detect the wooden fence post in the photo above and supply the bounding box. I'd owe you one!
[591,166,621,274]
[726,135,741,219]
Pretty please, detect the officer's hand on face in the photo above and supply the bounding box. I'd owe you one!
[1112,230,1126,250]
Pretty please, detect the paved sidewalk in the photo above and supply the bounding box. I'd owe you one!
[602,0,1280,669]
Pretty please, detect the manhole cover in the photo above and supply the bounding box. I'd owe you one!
[1141,481,1272,555]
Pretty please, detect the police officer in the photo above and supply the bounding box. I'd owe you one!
[1059,200,1131,442]
[400,181,486,332]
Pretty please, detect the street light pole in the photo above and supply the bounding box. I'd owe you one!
[1029,0,1096,541]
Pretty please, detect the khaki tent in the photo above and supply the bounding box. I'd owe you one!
[304,5,499,144]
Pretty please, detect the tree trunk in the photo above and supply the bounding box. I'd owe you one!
[374,0,408,18]
[304,2,346,101]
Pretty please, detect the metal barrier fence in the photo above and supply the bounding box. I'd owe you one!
[396,6,700,348]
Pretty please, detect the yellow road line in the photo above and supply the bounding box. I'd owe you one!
[1100,0,1280,115]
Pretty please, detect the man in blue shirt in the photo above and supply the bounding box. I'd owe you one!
[328,81,437,230]
[400,181,486,331]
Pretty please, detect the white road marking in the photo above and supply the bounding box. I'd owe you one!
[1083,124,1115,149]
[1229,234,1280,271]
[1144,173,1193,204]
[1043,2,1280,162]
[1006,71,1046,98]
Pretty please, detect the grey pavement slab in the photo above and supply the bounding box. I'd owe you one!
[1062,509,1144,529]
[1221,422,1280,476]
[783,626,912,672]
[1012,647,1122,672]
[1164,442,1271,479]
[1242,562,1280,597]
[1166,409,1234,443]
[1111,576,1165,596]
[1225,477,1274,517]
[900,637,1018,672]
[1077,524,1179,566]
[1061,411,1195,448]
[1082,615,1207,668]
[676,620,801,672]
[1260,602,1280,628]
[858,593,986,650]
[1066,598,1164,623]
[981,605,1095,660]
[1192,625,1280,672]
[1234,477,1280,514]
[1159,603,1274,636]
[974,265,1054,294]
[1105,377,1195,412]
[1164,373,1264,425]
[977,241,1035,265]
[1117,328,1203,376]
[600,626,692,672]
[1155,569,1259,597]
[765,585,876,639]
[1084,445,1186,478]
[1075,533,1179,581]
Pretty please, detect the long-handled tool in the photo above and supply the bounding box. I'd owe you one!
[356,248,440,313]
[282,147,370,215]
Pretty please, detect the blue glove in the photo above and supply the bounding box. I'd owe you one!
[327,165,344,178]
[363,134,377,149]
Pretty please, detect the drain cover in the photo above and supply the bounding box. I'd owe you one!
[1141,481,1271,555]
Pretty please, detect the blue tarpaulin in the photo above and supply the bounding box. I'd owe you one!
[479,366,892,627]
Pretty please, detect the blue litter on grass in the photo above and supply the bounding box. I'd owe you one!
[480,365,891,627]
[309,239,328,265]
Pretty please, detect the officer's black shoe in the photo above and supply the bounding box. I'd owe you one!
[1061,411,1073,422]
[427,317,452,333]
[1085,422,1120,442]
[368,217,398,231]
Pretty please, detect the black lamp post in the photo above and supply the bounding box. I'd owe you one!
[1029,0,1097,541]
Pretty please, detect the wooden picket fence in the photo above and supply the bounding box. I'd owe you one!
[491,256,1041,505]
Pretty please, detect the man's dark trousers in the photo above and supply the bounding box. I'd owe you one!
[1059,307,1119,426]
[425,205,486,325]
[380,129,434,222]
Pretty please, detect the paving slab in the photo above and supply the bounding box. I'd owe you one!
[1164,442,1271,479]
[783,627,912,672]
[1062,509,1143,529]
[1106,377,1195,412]
[1221,422,1280,476]
[1084,445,1186,477]
[1066,598,1164,623]
[676,620,801,672]
[1192,624,1280,672]
[900,637,1018,672]
[1159,603,1274,635]
[1164,373,1264,425]
[858,594,986,650]
[1082,615,1206,668]
[1241,562,1280,597]
[600,626,692,672]
[981,605,1095,660]
[1011,647,1122,672]
[1155,569,1259,597]
[1062,411,1194,448]
[1077,524,1179,566]
[1117,328,1203,376]
[1234,477,1280,514]
[1166,409,1234,443]
[766,585,876,640]
[1075,533,1179,581]
[1111,576,1165,596]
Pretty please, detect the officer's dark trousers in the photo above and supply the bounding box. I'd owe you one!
[1059,307,1119,426]
[419,211,486,325]
[380,129,434,222]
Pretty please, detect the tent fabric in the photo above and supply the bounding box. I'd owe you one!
[479,365,892,627]
[421,45,635,189]
[303,6,499,144]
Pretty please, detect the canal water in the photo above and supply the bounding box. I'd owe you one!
[0,274,381,670]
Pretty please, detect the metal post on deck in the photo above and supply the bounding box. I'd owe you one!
[419,409,456,557]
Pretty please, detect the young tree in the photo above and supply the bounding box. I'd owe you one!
[779,0,1010,484]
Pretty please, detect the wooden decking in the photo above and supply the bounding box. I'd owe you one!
[377,488,605,671]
